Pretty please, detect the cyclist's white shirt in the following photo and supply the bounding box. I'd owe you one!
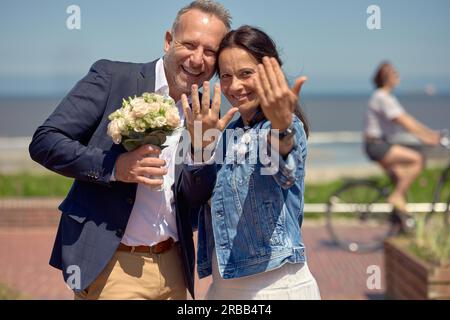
[364,89,406,139]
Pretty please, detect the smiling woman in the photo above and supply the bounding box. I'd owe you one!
[186,25,319,300]
[218,47,259,121]
[217,25,309,137]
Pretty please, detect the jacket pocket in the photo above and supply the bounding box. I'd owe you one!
[262,200,285,246]
[59,198,90,224]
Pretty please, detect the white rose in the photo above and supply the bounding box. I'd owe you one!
[116,118,127,133]
[146,118,156,129]
[154,94,165,104]
[154,116,167,128]
[107,120,123,144]
[131,97,150,118]
[133,119,147,132]
[123,109,136,128]
[148,102,161,113]
[166,108,181,128]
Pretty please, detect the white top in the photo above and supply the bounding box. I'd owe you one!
[121,58,184,247]
[364,89,406,139]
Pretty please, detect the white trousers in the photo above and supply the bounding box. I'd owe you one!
[205,253,321,300]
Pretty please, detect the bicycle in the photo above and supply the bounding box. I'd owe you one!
[325,132,450,253]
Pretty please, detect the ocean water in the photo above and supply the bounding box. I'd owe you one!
[1,94,448,137]
[1,94,449,166]
[302,94,450,133]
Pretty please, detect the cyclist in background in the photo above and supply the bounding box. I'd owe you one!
[363,62,441,214]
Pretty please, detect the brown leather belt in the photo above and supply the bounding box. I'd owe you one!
[117,237,175,254]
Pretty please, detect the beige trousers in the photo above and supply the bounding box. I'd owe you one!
[74,243,187,300]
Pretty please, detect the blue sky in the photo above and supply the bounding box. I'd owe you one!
[1,0,449,96]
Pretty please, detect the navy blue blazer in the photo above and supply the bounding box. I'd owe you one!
[29,59,216,298]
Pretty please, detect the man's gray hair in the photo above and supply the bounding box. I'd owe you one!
[172,0,232,35]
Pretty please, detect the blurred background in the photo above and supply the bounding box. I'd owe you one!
[0,0,449,300]
[1,0,449,177]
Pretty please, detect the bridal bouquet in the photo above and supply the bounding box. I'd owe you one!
[107,92,181,190]
[107,92,181,151]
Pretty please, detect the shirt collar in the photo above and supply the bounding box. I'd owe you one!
[155,58,169,97]
[156,57,192,105]
[157,57,192,125]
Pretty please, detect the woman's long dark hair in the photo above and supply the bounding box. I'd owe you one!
[217,25,310,137]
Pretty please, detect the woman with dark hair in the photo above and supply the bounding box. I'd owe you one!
[364,62,441,215]
[181,25,320,299]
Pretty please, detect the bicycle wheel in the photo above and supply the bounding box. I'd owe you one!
[428,165,450,227]
[326,180,399,253]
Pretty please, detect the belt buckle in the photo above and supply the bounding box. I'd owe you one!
[150,244,159,255]
[151,238,172,254]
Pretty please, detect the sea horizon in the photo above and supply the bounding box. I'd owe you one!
[1,93,449,137]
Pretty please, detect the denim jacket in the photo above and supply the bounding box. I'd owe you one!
[197,115,308,279]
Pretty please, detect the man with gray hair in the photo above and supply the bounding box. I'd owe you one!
[29,0,231,300]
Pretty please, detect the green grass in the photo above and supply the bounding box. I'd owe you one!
[0,167,445,201]
[304,180,343,204]
[305,166,446,204]
[0,283,26,300]
[0,172,73,197]
[305,167,446,219]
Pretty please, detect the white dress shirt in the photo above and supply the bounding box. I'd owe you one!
[121,58,185,246]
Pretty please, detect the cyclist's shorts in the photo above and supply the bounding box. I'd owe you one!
[364,138,391,161]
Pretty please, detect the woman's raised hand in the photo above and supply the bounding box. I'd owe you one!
[181,82,238,150]
[254,57,307,131]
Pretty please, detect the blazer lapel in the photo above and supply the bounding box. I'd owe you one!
[137,60,158,95]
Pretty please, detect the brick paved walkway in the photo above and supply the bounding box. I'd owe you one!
[0,227,72,299]
[0,222,385,300]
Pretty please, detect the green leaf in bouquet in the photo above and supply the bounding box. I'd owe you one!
[122,138,144,151]
[122,130,169,151]
[143,130,168,149]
